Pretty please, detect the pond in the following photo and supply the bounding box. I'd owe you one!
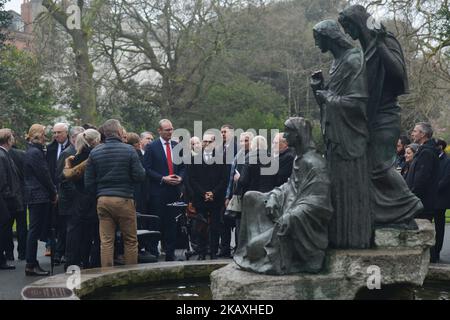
[83,279,450,300]
[82,278,212,300]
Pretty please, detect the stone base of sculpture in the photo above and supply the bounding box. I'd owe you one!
[210,219,434,300]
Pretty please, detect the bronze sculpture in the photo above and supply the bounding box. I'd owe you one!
[338,5,423,227]
[311,20,371,248]
[233,118,333,274]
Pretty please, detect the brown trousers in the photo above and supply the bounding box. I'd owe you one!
[97,196,138,267]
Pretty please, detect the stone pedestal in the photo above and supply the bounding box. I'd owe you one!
[210,219,435,300]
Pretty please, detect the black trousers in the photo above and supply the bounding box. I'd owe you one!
[55,214,67,258]
[434,210,446,256]
[6,209,28,257]
[65,197,100,269]
[219,212,234,255]
[84,215,100,268]
[196,205,222,257]
[26,203,50,265]
[0,213,10,265]
[148,194,179,260]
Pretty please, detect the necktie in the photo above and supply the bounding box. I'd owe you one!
[58,143,65,160]
[165,142,174,175]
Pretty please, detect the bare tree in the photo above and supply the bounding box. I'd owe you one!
[40,0,106,123]
[349,0,450,133]
[93,0,262,118]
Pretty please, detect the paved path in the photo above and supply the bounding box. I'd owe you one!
[0,242,64,300]
[2,226,450,300]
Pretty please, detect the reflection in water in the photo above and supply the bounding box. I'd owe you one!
[413,281,450,300]
[83,279,212,300]
[83,279,450,300]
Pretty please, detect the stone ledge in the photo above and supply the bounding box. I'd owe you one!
[210,219,434,300]
[375,219,435,248]
[426,264,450,282]
[22,260,229,300]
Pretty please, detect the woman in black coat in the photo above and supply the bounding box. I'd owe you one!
[24,124,57,276]
[237,136,276,195]
[63,129,101,269]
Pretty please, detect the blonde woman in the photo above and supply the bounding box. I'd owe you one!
[24,124,56,276]
[63,129,101,269]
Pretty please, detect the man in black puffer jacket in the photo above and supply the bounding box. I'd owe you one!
[85,119,145,267]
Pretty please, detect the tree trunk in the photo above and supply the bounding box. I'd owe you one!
[73,30,96,124]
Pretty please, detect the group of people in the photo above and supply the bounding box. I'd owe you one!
[396,124,450,262]
[1,4,450,276]
[0,118,295,273]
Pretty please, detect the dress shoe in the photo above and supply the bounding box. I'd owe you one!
[0,263,16,270]
[197,254,206,261]
[165,255,175,262]
[217,251,232,258]
[25,263,50,276]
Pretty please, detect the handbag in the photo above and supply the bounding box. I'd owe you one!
[186,202,197,219]
[224,195,242,219]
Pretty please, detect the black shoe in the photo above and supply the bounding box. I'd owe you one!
[217,251,232,258]
[197,254,206,261]
[138,252,158,263]
[165,255,175,262]
[0,263,16,270]
[217,249,230,257]
[6,253,14,261]
[25,263,50,276]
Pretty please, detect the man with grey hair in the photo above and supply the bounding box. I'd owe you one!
[407,122,440,259]
[53,126,85,264]
[140,131,154,155]
[44,123,71,259]
[47,122,71,184]
[85,119,145,267]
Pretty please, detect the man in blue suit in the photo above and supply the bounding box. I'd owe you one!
[143,119,185,261]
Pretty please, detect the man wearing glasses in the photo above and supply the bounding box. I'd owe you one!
[189,133,227,260]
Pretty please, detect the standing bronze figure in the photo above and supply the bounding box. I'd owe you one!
[311,20,371,248]
[338,5,422,226]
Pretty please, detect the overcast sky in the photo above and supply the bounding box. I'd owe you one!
[4,0,22,13]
